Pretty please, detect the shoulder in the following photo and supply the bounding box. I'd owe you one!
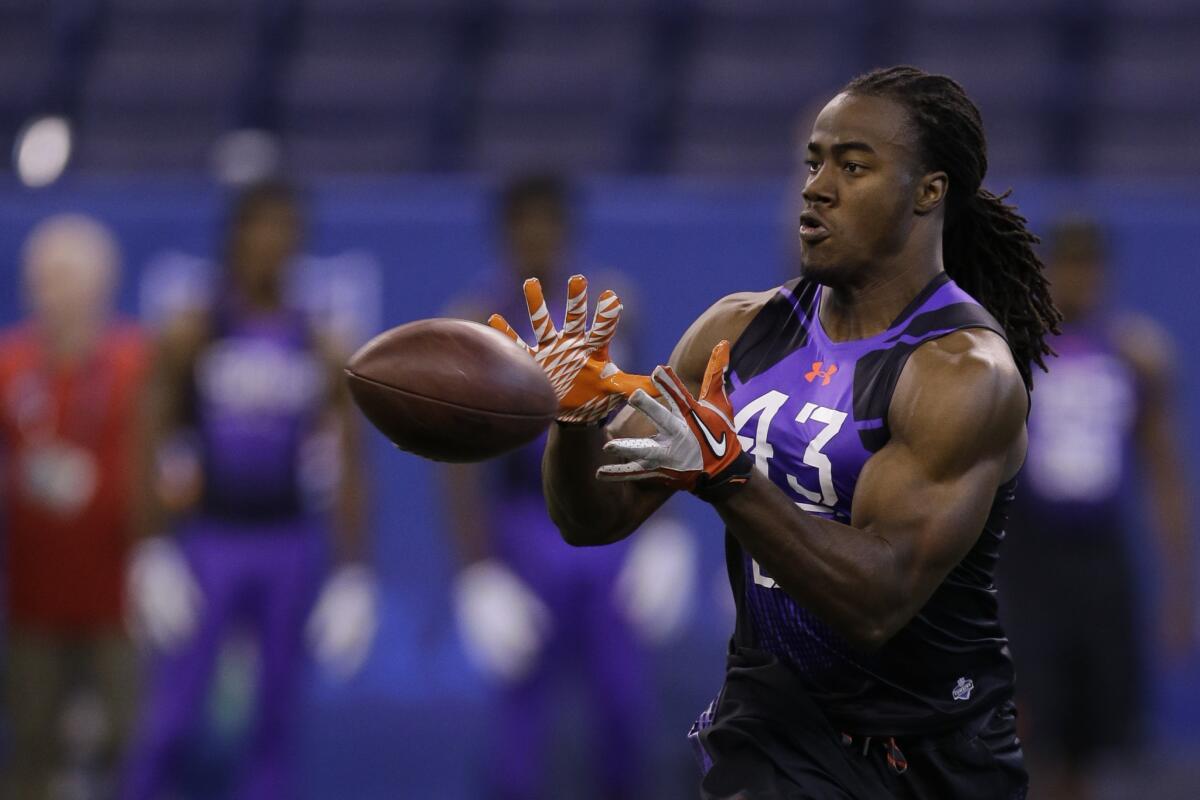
[1109,311,1175,385]
[669,288,778,387]
[0,326,34,377]
[155,310,209,370]
[890,328,1026,475]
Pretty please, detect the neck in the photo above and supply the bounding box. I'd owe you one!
[41,320,101,365]
[820,257,943,343]
[819,220,945,341]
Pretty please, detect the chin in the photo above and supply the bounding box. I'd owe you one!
[798,254,847,288]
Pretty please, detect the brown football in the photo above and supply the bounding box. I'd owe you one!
[345,318,557,462]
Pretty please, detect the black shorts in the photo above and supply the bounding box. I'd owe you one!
[998,527,1144,766]
[691,648,1028,800]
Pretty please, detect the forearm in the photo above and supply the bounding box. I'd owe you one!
[1149,464,1194,612]
[332,411,370,564]
[711,471,905,650]
[543,423,668,546]
[441,462,491,565]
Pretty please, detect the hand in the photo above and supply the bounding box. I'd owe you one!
[614,517,698,644]
[453,560,551,682]
[127,538,203,651]
[306,564,379,680]
[598,340,752,498]
[489,274,653,425]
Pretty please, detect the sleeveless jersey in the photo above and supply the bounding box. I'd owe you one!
[1017,320,1138,534]
[725,272,1017,735]
[189,305,325,521]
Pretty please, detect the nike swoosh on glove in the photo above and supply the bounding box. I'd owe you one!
[488,274,654,425]
[597,340,753,501]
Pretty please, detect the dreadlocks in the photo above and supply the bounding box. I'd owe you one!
[844,66,1060,390]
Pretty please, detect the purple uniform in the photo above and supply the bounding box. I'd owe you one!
[701,273,1017,741]
[480,292,647,800]
[123,306,327,800]
[1018,322,1138,532]
[1000,318,1144,763]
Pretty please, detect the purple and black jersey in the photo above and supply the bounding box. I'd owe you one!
[724,272,1018,735]
[189,305,325,521]
[1018,320,1138,534]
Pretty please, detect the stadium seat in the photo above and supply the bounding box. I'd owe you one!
[279,0,476,174]
[0,2,51,164]
[466,12,654,174]
[893,18,1063,176]
[75,0,254,172]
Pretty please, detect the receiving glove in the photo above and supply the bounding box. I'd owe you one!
[453,559,552,683]
[127,538,203,651]
[489,274,653,425]
[306,563,379,680]
[614,516,698,644]
[598,340,753,501]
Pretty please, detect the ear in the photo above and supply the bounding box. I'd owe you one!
[914,171,948,216]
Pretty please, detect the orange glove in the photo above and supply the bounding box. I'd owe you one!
[489,274,654,425]
[597,341,753,501]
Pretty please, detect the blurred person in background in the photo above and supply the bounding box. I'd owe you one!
[443,173,697,800]
[0,214,147,800]
[999,217,1195,800]
[121,180,377,800]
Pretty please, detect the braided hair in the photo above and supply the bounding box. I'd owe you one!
[844,66,1060,389]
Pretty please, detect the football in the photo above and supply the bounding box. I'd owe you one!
[345,318,558,462]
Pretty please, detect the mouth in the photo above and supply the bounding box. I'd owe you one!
[798,212,829,244]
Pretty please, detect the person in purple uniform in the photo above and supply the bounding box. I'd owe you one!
[998,218,1194,800]
[445,175,694,800]
[489,68,1061,799]
[122,181,377,800]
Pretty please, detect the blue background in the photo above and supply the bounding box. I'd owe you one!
[0,175,1196,797]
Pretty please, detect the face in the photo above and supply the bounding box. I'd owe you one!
[229,199,302,298]
[1047,255,1104,321]
[505,200,568,284]
[23,219,116,338]
[800,92,935,287]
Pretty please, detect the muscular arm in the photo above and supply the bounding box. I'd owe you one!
[1119,316,1195,657]
[130,313,205,541]
[709,329,1028,652]
[318,333,369,564]
[544,290,774,546]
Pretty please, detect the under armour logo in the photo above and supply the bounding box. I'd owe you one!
[952,677,974,701]
[804,361,838,386]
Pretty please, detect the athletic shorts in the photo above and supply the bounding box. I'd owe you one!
[689,647,1028,800]
[998,526,1143,766]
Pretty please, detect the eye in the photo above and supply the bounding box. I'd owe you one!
[804,159,820,174]
[844,162,865,175]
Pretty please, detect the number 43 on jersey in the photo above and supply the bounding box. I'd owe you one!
[734,390,846,589]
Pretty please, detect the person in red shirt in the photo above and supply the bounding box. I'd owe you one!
[0,214,148,799]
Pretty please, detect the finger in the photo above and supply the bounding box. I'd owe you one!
[523,278,557,346]
[698,340,731,402]
[586,289,621,349]
[651,365,694,414]
[603,437,662,461]
[628,387,681,432]
[562,275,589,336]
[602,368,658,398]
[488,314,530,351]
[597,462,657,482]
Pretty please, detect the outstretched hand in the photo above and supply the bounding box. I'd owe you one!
[598,340,752,500]
[489,274,654,425]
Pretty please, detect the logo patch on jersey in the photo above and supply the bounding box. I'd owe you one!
[804,361,838,386]
[952,677,974,701]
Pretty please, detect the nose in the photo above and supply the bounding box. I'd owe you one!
[802,164,834,207]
